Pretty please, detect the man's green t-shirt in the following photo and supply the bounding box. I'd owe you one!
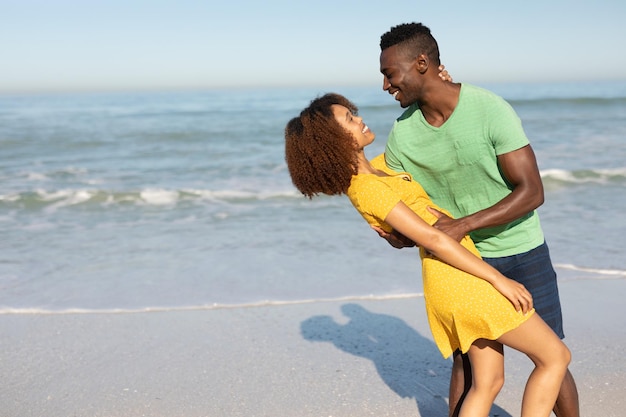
[384,83,544,257]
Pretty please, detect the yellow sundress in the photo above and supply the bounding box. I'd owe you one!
[347,154,534,358]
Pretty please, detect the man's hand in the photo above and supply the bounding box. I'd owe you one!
[427,207,468,242]
[371,226,416,249]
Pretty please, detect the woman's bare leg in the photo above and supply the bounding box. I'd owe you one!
[458,339,505,417]
[497,314,571,417]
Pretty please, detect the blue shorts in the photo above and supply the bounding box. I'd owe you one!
[482,242,565,339]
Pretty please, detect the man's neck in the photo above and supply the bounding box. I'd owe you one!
[419,82,461,127]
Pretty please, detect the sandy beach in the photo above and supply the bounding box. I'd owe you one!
[1,278,624,417]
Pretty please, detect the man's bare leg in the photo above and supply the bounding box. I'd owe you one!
[553,369,580,417]
[449,350,472,417]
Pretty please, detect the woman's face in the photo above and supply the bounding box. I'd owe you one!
[331,104,375,149]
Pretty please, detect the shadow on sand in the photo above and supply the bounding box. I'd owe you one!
[301,303,512,417]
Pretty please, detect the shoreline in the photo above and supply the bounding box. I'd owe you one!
[2,278,624,416]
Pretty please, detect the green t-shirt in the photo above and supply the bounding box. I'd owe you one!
[384,83,544,257]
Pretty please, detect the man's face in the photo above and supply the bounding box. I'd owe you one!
[379,45,421,108]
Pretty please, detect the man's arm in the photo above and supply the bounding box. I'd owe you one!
[429,144,544,241]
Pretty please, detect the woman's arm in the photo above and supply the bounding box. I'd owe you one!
[384,201,533,314]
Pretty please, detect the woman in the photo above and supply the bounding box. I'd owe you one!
[284,93,570,417]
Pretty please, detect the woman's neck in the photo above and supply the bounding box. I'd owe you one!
[356,152,379,175]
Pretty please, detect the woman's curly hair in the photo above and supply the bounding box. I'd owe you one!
[285,93,360,198]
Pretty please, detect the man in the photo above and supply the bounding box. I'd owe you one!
[375,22,579,417]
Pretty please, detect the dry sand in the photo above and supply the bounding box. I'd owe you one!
[1,278,624,416]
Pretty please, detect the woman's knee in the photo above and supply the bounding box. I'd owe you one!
[557,342,571,369]
[537,340,571,371]
[472,369,504,396]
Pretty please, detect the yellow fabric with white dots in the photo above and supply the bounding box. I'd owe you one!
[347,154,534,358]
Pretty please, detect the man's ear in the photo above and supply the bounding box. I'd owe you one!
[415,53,429,74]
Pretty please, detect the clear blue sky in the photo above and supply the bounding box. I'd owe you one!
[2,0,625,93]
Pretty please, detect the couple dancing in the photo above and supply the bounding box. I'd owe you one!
[285,23,579,417]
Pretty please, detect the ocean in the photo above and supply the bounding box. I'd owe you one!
[1,81,625,313]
